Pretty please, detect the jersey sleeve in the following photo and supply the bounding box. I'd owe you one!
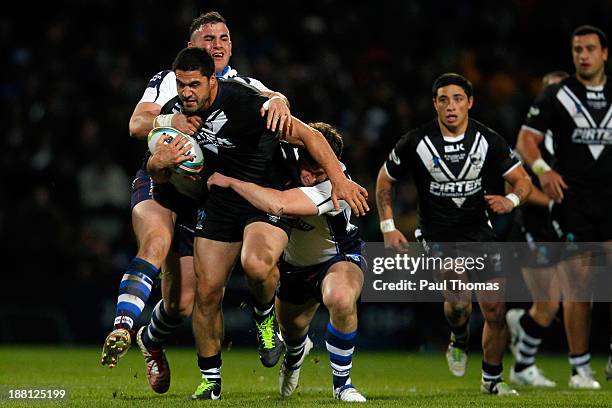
[138,70,177,107]
[384,131,416,181]
[488,133,522,177]
[233,76,272,93]
[522,85,558,135]
[298,180,347,216]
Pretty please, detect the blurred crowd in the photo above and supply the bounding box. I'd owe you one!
[2,0,611,344]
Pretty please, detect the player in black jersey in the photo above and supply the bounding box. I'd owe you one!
[152,48,368,400]
[376,73,532,396]
[506,71,569,389]
[516,25,610,389]
[101,11,292,394]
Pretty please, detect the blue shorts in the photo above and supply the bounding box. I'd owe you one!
[276,245,363,305]
[130,169,200,257]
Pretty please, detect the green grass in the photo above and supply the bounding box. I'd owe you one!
[0,346,610,407]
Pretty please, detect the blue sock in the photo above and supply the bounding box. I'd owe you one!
[325,322,356,389]
[142,299,184,351]
[114,257,159,330]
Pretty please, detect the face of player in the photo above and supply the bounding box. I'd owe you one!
[572,33,608,82]
[189,23,232,75]
[299,165,327,187]
[433,84,473,135]
[175,70,217,113]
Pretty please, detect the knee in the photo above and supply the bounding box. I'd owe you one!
[166,295,195,319]
[139,233,172,263]
[481,303,506,329]
[242,254,276,283]
[323,290,356,318]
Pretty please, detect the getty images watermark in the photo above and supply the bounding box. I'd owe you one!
[360,242,612,302]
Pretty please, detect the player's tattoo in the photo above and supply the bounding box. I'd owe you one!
[376,187,394,213]
[275,207,285,217]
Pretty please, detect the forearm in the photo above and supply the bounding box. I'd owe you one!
[301,128,345,183]
[146,156,171,184]
[516,129,544,167]
[508,177,532,204]
[129,112,158,140]
[376,167,396,221]
[526,186,552,207]
[228,179,285,215]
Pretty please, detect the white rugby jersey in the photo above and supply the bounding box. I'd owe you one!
[283,163,361,267]
[138,65,271,107]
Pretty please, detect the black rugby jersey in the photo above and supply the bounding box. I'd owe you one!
[385,119,520,230]
[171,79,289,209]
[523,75,612,192]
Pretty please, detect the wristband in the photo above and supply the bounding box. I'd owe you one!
[262,96,282,111]
[531,158,551,177]
[505,193,520,208]
[380,219,396,233]
[153,114,174,128]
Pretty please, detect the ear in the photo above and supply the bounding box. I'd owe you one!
[187,41,194,48]
[603,47,609,62]
[467,96,474,109]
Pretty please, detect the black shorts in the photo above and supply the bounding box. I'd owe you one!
[415,224,503,281]
[130,169,199,257]
[555,190,612,242]
[276,250,363,305]
[195,192,292,242]
[518,206,563,268]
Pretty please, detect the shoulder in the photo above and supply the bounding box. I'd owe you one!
[470,119,503,140]
[147,70,174,85]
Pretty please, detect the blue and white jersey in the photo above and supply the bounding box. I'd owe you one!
[138,66,271,107]
[284,163,361,267]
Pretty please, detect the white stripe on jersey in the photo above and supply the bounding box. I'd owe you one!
[556,86,597,128]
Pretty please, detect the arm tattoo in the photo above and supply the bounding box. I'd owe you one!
[275,207,285,217]
[376,187,394,213]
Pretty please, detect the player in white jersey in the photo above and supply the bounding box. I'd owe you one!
[101,11,291,394]
[207,123,367,402]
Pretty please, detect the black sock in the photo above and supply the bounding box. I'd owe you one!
[482,361,503,383]
[197,353,222,385]
[449,321,469,350]
[253,298,275,324]
[514,313,545,372]
[569,352,590,376]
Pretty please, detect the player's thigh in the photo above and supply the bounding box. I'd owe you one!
[132,199,176,245]
[161,251,196,316]
[276,297,319,336]
[321,261,364,306]
[241,221,288,275]
[194,237,242,293]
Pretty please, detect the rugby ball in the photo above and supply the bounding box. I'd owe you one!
[147,126,204,175]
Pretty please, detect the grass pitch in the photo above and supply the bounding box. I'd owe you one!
[0,346,610,407]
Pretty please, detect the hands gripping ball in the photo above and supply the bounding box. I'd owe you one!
[147,127,204,175]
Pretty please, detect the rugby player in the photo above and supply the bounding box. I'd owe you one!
[100,11,291,394]
[155,48,368,400]
[516,25,610,389]
[505,71,569,388]
[376,73,532,395]
[207,122,367,402]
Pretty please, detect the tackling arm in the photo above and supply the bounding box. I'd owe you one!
[281,117,369,215]
[207,173,318,216]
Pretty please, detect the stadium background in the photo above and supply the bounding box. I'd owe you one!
[2,0,611,355]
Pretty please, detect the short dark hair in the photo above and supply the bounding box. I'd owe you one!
[432,73,473,99]
[542,70,569,87]
[190,11,227,38]
[299,122,344,169]
[172,47,215,77]
[572,25,608,49]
